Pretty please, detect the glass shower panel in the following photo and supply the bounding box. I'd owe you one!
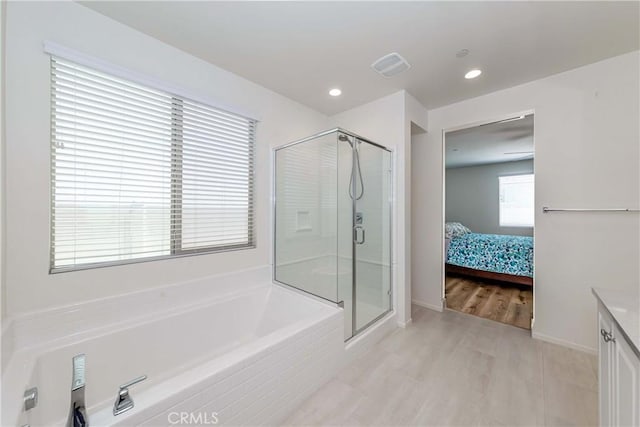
[354,140,392,332]
[274,134,340,303]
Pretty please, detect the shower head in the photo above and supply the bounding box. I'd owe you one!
[340,133,365,200]
[338,134,360,146]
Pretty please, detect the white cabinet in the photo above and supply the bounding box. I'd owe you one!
[598,302,640,427]
[614,331,639,426]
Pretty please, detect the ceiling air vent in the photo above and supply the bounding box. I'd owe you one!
[371,52,411,78]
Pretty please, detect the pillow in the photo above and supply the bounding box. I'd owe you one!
[445,222,471,239]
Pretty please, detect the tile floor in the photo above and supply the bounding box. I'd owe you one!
[284,305,598,426]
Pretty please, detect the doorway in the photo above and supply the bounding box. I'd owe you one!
[443,114,534,329]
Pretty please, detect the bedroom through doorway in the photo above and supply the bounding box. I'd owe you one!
[443,114,534,330]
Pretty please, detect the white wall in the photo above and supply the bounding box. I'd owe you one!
[411,131,439,311]
[3,1,329,317]
[404,95,429,320]
[414,51,640,352]
[446,159,534,236]
[0,0,6,323]
[330,90,428,326]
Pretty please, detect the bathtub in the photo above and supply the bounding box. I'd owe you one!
[5,280,343,426]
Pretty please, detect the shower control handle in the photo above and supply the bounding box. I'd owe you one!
[354,225,366,245]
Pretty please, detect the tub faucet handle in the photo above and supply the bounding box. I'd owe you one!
[120,375,147,390]
[113,375,147,416]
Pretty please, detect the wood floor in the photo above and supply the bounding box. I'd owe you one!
[445,274,533,329]
[284,305,598,426]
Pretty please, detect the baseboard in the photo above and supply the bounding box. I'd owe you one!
[532,331,597,355]
[411,299,443,312]
[397,318,412,328]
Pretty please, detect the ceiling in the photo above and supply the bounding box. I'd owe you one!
[445,114,534,169]
[445,114,534,168]
[80,1,640,115]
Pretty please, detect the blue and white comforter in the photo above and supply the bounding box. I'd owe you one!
[447,233,533,277]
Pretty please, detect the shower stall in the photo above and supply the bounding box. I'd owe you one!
[273,129,392,340]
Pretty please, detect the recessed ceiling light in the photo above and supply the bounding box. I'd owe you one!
[329,88,342,97]
[465,69,482,79]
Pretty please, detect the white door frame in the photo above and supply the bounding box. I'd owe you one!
[441,109,536,329]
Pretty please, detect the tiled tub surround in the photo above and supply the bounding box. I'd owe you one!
[2,267,344,426]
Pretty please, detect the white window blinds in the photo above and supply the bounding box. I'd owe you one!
[499,174,534,227]
[51,57,256,272]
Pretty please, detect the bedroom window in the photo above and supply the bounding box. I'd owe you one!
[499,174,534,227]
[50,56,256,272]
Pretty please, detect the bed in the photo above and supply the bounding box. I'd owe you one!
[445,223,533,286]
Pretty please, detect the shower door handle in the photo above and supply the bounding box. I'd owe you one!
[354,225,366,245]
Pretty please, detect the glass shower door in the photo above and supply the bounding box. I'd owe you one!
[353,140,392,333]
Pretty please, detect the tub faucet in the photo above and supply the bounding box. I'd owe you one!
[113,375,147,416]
[67,354,88,427]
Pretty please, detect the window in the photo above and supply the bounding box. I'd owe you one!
[499,174,534,227]
[51,57,256,272]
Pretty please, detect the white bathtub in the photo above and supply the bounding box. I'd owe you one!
[5,279,343,426]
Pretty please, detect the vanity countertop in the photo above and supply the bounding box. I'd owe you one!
[592,287,640,358]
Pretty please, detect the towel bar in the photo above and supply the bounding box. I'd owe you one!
[542,206,640,213]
